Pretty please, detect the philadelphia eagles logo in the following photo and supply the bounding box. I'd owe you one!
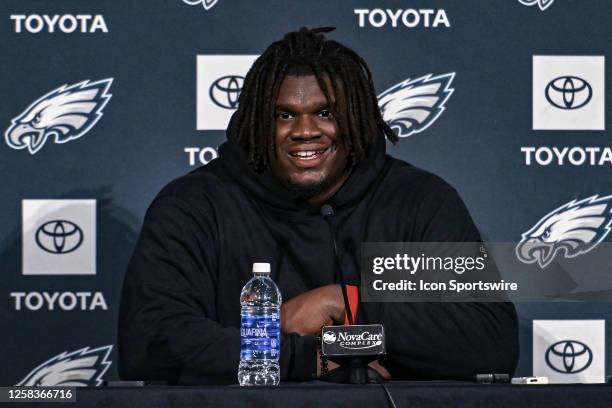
[182,0,219,10]
[16,345,112,386]
[5,78,113,154]
[518,0,556,11]
[516,195,612,268]
[378,73,454,138]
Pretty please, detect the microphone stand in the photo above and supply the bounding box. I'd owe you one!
[321,204,353,325]
[320,204,382,384]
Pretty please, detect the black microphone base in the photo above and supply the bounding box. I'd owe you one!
[319,358,381,384]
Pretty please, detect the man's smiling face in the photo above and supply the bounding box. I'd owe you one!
[270,74,350,203]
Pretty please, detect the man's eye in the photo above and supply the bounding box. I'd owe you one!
[276,112,293,120]
[318,110,333,119]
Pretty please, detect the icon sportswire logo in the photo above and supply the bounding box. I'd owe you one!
[5,79,113,154]
[16,345,112,386]
[518,0,556,11]
[516,195,612,268]
[378,73,454,138]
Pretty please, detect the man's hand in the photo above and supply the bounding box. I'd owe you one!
[368,360,391,380]
[281,284,345,336]
[316,351,391,380]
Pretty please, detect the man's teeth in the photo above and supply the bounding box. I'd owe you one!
[290,149,326,159]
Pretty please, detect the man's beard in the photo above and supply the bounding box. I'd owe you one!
[284,181,326,201]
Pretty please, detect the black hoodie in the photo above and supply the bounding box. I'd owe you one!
[118,139,519,384]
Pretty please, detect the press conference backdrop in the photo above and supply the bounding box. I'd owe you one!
[1,0,610,386]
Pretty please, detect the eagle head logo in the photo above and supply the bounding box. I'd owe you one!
[378,73,454,139]
[16,345,112,387]
[182,0,219,10]
[5,78,113,155]
[516,195,612,268]
[518,0,556,11]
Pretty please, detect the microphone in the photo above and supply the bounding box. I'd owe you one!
[320,204,334,218]
[319,204,386,384]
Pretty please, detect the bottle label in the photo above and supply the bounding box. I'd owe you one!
[240,311,280,360]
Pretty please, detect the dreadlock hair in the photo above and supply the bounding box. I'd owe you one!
[228,27,398,172]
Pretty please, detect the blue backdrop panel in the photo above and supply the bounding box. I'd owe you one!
[0,0,610,385]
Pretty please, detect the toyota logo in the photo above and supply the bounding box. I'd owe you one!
[35,220,83,254]
[545,340,593,374]
[545,76,592,110]
[209,75,244,109]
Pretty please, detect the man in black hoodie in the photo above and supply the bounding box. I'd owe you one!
[118,27,519,384]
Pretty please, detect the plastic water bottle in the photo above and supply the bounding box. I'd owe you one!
[238,262,282,386]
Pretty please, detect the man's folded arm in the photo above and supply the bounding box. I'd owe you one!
[118,195,315,384]
[118,195,237,384]
[362,181,519,379]
[371,301,518,380]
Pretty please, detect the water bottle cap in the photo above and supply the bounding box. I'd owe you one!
[252,262,271,274]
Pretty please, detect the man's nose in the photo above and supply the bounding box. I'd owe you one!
[290,114,321,141]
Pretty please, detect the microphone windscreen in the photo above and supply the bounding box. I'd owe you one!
[320,204,334,217]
